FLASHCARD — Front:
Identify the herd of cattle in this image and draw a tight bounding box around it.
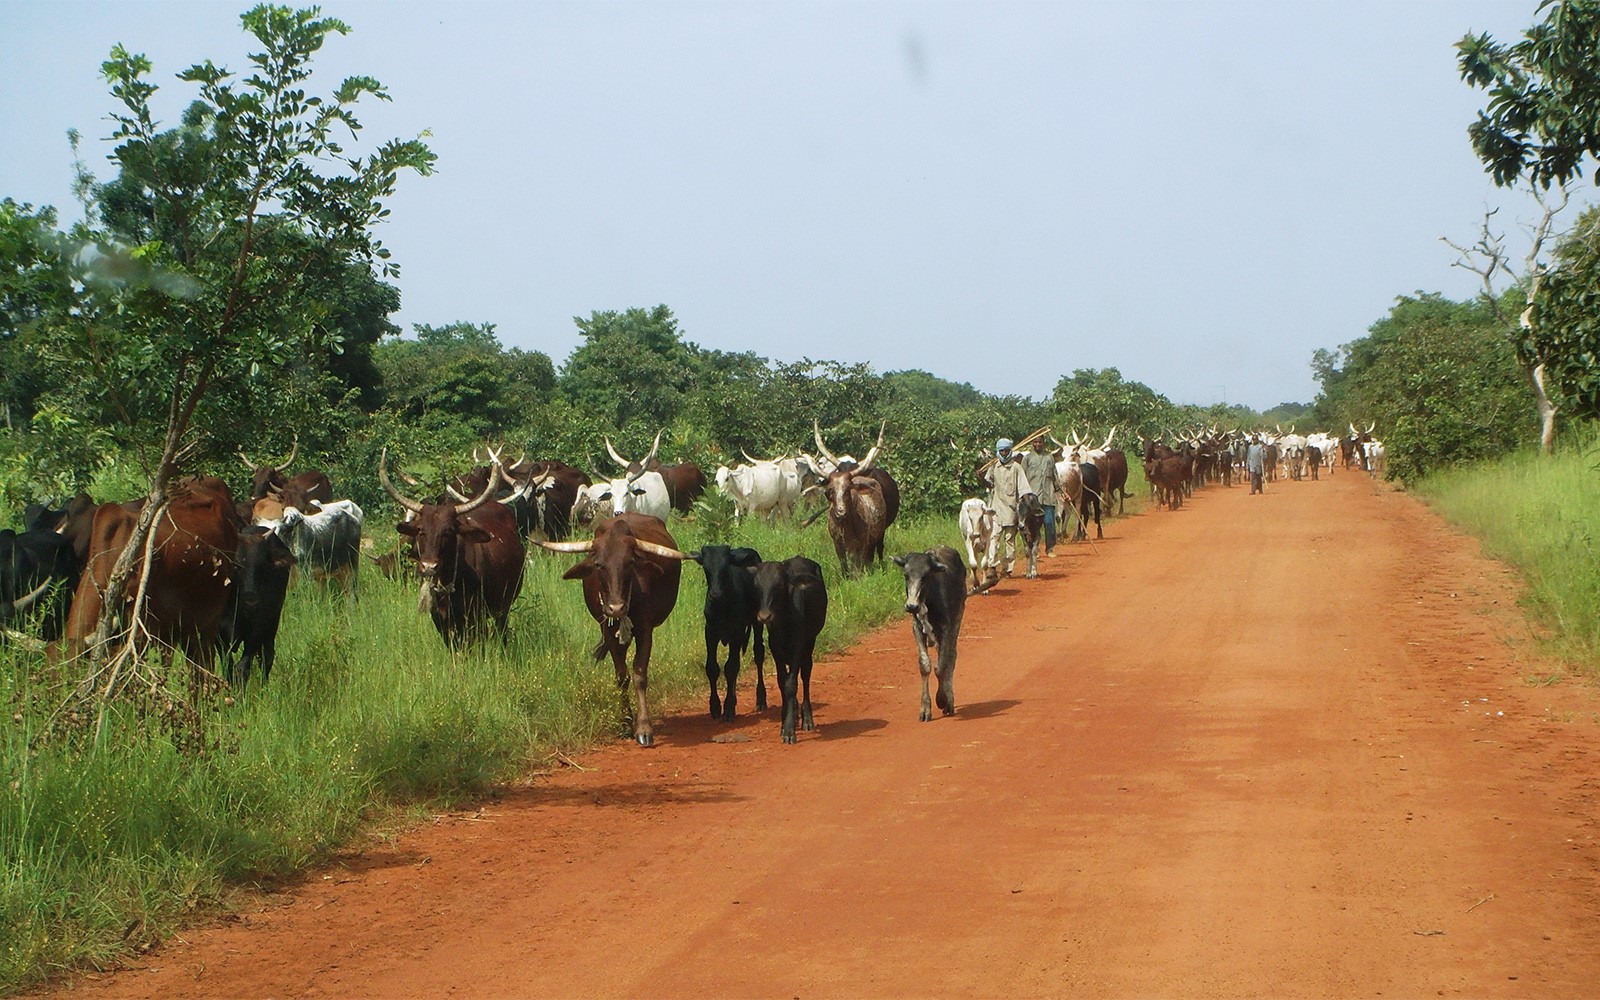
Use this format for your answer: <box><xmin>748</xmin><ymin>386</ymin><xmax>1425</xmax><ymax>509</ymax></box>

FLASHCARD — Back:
<box><xmin>0</xmin><ymin>420</ymin><xmax>1384</xmax><ymax>745</ymax></box>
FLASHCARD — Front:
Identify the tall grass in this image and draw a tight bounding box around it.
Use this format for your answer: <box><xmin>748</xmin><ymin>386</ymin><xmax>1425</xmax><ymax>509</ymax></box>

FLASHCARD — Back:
<box><xmin>0</xmin><ymin>507</ymin><xmax>966</xmax><ymax>993</ymax></box>
<box><xmin>1413</xmin><ymin>430</ymin><xmax>1600</xmax><ymax>674</ymax></box>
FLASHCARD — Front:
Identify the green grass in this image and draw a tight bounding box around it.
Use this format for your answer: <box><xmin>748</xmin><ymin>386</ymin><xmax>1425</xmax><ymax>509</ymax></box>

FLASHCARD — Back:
<box><xmin>1413</xmin><ymin>430</ymin><xmax>1600</xmax><ymax>677</ymax></box>
<box><xmin>0</xmin><ymin>506</ymin><xmax>973</xmax><ymax>993</ymax></box>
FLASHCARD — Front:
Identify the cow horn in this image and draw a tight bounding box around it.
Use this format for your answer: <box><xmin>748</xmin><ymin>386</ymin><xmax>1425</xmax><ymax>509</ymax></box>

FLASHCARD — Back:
<box><xmin>398</xmin><ymin>468</ymin><xmax>422</xmax><ymax>487</ymax></box>
<box><xmin>237</xmin><ymin>447</ymin><xmax>260</xmax><ymax>471</ymax></box>
<box><xmin>604</xmin><ymin>436</ymin><xmax>629</xmax><ymax>469</ymax></box>
<box><xmin>1100</xmin><ymin>426</ymin><xmax>1115</xmax><ymax>451</ymax></box>
<box><xmin>280</xmin><ymin>433</ymin><xmax>299</xmax><ymax>470</ymax></box>
<box><xmin>1367</xmin><ymin>421</ymin><xmax>1376</xmax><ymax>434</ymax></box>
<box><xmin>10</xmin><ymin>578</ymin><xmax>52</xmax><ymax>611</ymax></box>
<box><xmin>634</xmin><ymin>539</ymin><xmax>693</xmax><ymax>561</ymax></box>
<box><xmin>452</xmin><ymin>464</ymin><xmax>501</xmax><ymax>515</ymax></box>
<box><xmin>859</xmin><ymin>419</ymin><xmax>885</xmax><ymax>470</ymax></box>
<box><xmin>473</xmin><ymin>447</ymin><xmax>484</xmax><ymax>464</ymax></box>
<box><xmin>813</xmin><ymin>419</ymin><xmax>840</xmax><ymax>467</ymax></box>
<box><xmin>741</xmin><ymin>448</ymin><xmax>761</xmax><ymax>464</ymax></box>
<box><xmin>379</xmin><ymin>448</ymin><xmax>424</xmax><ymax>514</ymax></box>
<box><xmin>444</xmin><ymin>482</ymin><xmax>471</xmax><ymax>502</ymax></box>
<box><xmin>536</xmin><ymin>539</ymin><xmax>595</xmax><ymax>554</ymax></box>
<box><xmin>641</xmin><ymin>429</ymin><xmax>663</xmax><ymax>468</ymax></box>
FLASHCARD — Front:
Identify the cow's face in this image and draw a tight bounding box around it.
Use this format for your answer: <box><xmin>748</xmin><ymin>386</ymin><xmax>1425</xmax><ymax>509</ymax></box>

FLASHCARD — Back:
<box><xmin>893</xmin><ymin>551</ymin><xmax>948</xmax><ymax>616</ymax></box>
<box><xmin>396</xmin><ymin>505</ymin><xmax>491</xmax><ymax>583</ymax></box>
<box><xmin>235</xmin><ymin>526</ymin><xmax>294</xmax><ymax>607</ymax></box>
<box><xmin>693</xmin><ymin>545</ymin><xmax>758</xmax><ymax>603</ymax></box>
<box><xmin>750</xmin><ymin>561</ymin><xmax>789</xmax><ymax>626</ymax></box>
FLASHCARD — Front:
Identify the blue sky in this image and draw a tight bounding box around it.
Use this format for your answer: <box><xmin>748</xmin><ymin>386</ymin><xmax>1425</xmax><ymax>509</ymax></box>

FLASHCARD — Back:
<box><xmin>0</xmin><ymin>1</ymin><xmax>1571</xmax><ymax>410</ymax></box>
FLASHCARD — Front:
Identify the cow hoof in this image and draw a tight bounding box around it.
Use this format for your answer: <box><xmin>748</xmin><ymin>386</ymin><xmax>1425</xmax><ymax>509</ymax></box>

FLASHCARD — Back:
<box><xmin>636</xmin><ymin>732</ymin><xmax>654</xmax><ymax>747</ymax></box>
<box><xmin>782</xmin><ymin>731</ymin><xmax>796</xmax><ymax>745</ymax></box>
<box><xmin>1026</xmin><ymin>571</ymin><xmax>1037</xmax><ymax>579</ymax></box>
<box><xmin>919</xmin><ymin>709</ymin><xmax>933</xmax><ymax>722</ymax></box>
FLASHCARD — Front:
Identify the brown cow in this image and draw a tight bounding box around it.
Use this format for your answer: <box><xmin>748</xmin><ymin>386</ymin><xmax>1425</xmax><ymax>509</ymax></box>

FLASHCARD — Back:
<box><xmin>381</xmin><ymin>451</ymin><xmax>528</xmax><ymax>647</ymax></box>
<box><xmin>239</xmin><ymin>434</ymin><xmax>333</xmax><ymax>509</ymax></box>
<box><xmin>814</xmin><ymin>420</ymin><xmax>900</xmax><ymax>528</ymax></box>
<box><xmin>61</xmin><ymin>477</ymin><xmax>239</xmax><ymax>677</ymax></box>
<box><xmin>537</xmin><ymin>512</ymin><xmax>692</xmax><ymax>747</ymax></box>
<box><xmin>818</xmin><ymin>455</ymin><xmax>888</xmax><ymax>576</ymax></box>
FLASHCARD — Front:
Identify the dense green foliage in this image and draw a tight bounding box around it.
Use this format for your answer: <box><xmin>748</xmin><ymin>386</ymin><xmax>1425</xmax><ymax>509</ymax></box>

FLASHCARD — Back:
<box><xmin>1459</xmin><ymin>0</ymin><xmax>1600</xmax><ymax>189</ymax></box>
<box><xmin>1532</xmin><ymin>205</ymin><xmax>1600</xmax><ymax>420</ymax></box>
<box><xmin>1310</xmin><ymin>294</ymin><xmax>1534</xmax><ymax>483</ymax></box>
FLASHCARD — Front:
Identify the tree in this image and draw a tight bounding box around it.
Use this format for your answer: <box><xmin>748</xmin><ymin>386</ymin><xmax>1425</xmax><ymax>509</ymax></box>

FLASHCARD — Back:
<box><xmin>1048</xmin><ymin>368</ymin><xmax>1176</xmax><ymax>443</ymax></box>
<box><xmin>560</xmin><ymin>305</ymin><xmax>696</xmax><ymax>430</ymax></box>
<box><xmin>1458</xmin><ymin>1</ymin><xmax>1600</xmax><ymax>189</ymax></box>
<box><xmin>375</xmin><ymin>321</ymin><xmax>555</xmax><ymax>440</ymax></box>
<box><xmin>1530</xmin><ymin>204</ymin><xmax>1600</xmax><ymax>420</ymax></box>
<box><xmin>1455</xmin><ymin>2</ymin><xmax>1600</xmax><ymax>450</ymax></box>
<box><xmin>46</xmin><ymin>5</ymin><xmax>433</xmax><ymax>707</ymax></box>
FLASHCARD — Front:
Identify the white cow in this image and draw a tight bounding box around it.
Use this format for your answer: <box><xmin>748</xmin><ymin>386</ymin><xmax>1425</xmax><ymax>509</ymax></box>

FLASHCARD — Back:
<box><xmin>958</xmin><ymin>498</ymin><xmax>999</xmax><ymax>594</ymax></box>
<box><xmin>715</xmin><ymin>459</ymin><xmax>801</xmax><ymax>522</ymax></box>
<box><xmin>1363</xmin><ymin>440</ymin><xmax>1387</xmax><ymax>478</ymax></box>
<box><xmin>256</xmin><ymin>498</ymin><xmax>363</xmax><ymax>599</ymax></box>
<box><xmin>593</xmin><ymin>469</ymin><xmax>672</xmax><ymax>521</ymax></box>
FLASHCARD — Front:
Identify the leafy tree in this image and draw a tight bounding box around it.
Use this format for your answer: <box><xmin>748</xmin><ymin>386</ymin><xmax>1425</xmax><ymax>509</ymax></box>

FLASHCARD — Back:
<box><xmin>0</xmin><ymin>200</ymin><xmax>75</xmax><ymax>430</ymax></box>
<box><xmin>1530</xmin><ymin>204</ymin><xmax>1600</xmax><ymax>420</ymax></box>
<box><xmin>36</xmin><ymin>5</ymin><xmax>433</xmax><ymax>688</ymax></box>
<box><xmin>1455</xmin><ymin>3</ymin><xmax>1600</xmax><ymax>450</ymax></box>
<box><xmin>560</xmin><ymin>305</ymin><xmax>696</xmax><ymax>430</ymax></box>
<box><xmin>1049</xmin><ymin>368</ymin><xmax>1177</xmax><ymax>444</ymax></box>
<box><xmin>884</xmin><ymin>369</ymin><xmax>985</xmax><ymax>412</ymax></box>
<box><xmin>375</xmin><ymin>321</ymin><xmax>554</xmax><ymax>439</ymax></box>
<box><xmin>1458</xmin><ymin>0</ymin><xmax>1600</xmax><ymax>188</ymax></box>
<box><xmin>1312</xmin><ymin>294</ymin><xmax>1530</xmax><ymax>481</ymax></box>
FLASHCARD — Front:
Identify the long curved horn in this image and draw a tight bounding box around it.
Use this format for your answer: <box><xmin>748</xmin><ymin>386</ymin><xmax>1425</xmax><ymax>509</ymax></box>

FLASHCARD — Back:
<box><xmin>280</xmin><ymin>433</ymin><xmax>299</xmax><ymax>470</ymax></box>
<box><xmin>813</xmin><ymin>419</ymin><xmax>840</xmax><ymax>467</ymax></box>
<box><xmin>1366</xmin><ymin>421</ymin><xmax>1375</xmax><ymax>434</ymax></box>
<box><xmin>741</xmin><ymin>448</ymin><xmax>761</xmax><ymax>465</ymax></box>
<box><xmin>635</xmin><ymin>539</ymin><xmax>693</xmax><ymax>561</ymax></box>
<box><xmin>641</xmin><ymin>429</ymin><xmax>663</xmax><ymax>468</ymax></box>
<box><xmin>379</xmin><ymin>448</ymin><xmax>424</xmax><ymax>514</ymax></box>
<box><xmin>536</xmin><ymin>539</ymin><xmax>595</xmax><ymax>554</ymax></box>
<box><xmin>398</xmin><ymin>468</ymin><xmax>422</xmax><ymax>487</ymax></box>
<box><xmin>604</xmin><ymin>436</ymin><xmax>629</xmax><ymax>468</ymax></box>
<box><xmin>452</xmin><ymin>463</ymin><xmax>502</xmax><ymax>515</ymax></box>
<box><xmin>444</xmin><ymin>482</ymin><xmax>471</xmax><ymax>502</ymax></box>
<box><xmin>859</xmin><ymin>419</ymin><xmax>886</xmax><ymax>470</ymax></box>
<box><xmin>1100</xmin><ymin>426</ymin><xmax>1115</xmax><ymax>451</ymax></box>
<box><xmin>10</xmin><ymin>578</ymin><xmax>52</xmax><ymax>611</ymax></box>
<box><xmin>237</xmin><ymin>447</ymin><xmax>260</xmax><ymax>471</ymax></box>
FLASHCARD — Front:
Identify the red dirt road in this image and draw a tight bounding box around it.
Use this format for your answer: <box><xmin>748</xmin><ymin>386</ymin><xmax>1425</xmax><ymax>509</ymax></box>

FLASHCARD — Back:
<box><xmin>70</xmin><ymin>473</ymin><xmax>1600</xmax><ymax>998</ymax></box>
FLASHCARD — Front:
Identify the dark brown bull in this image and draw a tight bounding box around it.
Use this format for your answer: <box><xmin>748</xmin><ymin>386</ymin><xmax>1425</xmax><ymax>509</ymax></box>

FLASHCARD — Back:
<box><xmin>1099</xmin><ymin>448</ymin><xmax>1129</xmax><ymax>515</ymax></box>
<box><xmin>23</xmin><ymin>492</ymin><xmax>97</xmax><ymax>571</ymax></box>
<box><xmin>61</xmin><ymin>477</ymin><xmax>240</xmax><ymax>673</ymax></box>
<box><xmin>239</xmin><ymin>434</ymin><xmax>333</xmax><ymax>509</ymax></box>
<box><xmin>813</xmin><ymin>425</ymin><xmax>889</xmax><ymax>576</ymax></box>
<box><xmin>537</xmin><ymin>512</ymin><xmax>692</xmax><ymax>747</ymax></box>
<box><xmin>381</xmin><ymin>451</ymin><xmax>527</xmax><ymax>647</ymax></box>
<box><xmin>449</xmin><ymin>452</ymin><xmax>590</xmax><ymax>542</ymax></box>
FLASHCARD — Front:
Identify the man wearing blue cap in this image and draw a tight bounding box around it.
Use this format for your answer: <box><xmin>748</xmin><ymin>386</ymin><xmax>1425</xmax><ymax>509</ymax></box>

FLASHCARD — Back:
<box><xmin>982</xmin><ymin>437</ymin><xmax>1035</xmax><ymax>578</ymax></box>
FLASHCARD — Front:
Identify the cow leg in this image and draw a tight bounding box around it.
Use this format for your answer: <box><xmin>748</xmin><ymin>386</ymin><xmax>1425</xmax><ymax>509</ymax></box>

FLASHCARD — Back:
<box><xmin>752</xmin><ymin>624</ymin><xmax>768</xmax><ymax>712</ymax></box>
<box><xmin>774</xmin><ymin>653</ymin><xmax>798</xmax><ymax>743</ymax></box>
<box><xmin>720</xmin><ymin>636</ymin><xmax>741</xmax><ymax>722</ymax></box>
<box><xmin>628</xmin><ymin>631</ymin><xmax>654</xmax><ymax>747</ymax></box>
<box><xmin>935</xmin><ymin>620</ymin><xmax>961</xmax><ymax>716</ymax></box>
<box><xmin>703</xmin><ymin>626</ymin><xmax>723</xmax><ymax>718</ymax></box>
<box><xmin>798</xmin><ymin>642</ymin><xmax>816</xmax><ymax>733</ymax></box>
<box><xmin>914</xmin><ymin>623</ymin><xmax>935</xmax><ymax>722</ymax></box>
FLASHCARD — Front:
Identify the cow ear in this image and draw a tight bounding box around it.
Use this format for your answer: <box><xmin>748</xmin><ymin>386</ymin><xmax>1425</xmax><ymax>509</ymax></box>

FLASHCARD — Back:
<box><xmin>396</xmin><ymin>521</ymin><xmax>420</xmax><ymax>537</ymax></box>
<box><xmin>732</xmin><ymin>549</ymin><xmax>760</xmax><ymax>567</ymax></box>
<box><xmin>891</xmin><ymin>555</ymin><xmax>906</xmax><ymax>567</ymax></box>
<box><xmin>460</xmin><ymin>525</ymin><xmax>493</xmax><ymax>543</ymax></box>
<box><xmin>273</xmin><ymin>549</ymin><xmax>297</xmax><ymax>569</ymax></box>
<box><xmin>635</xmin><ymin>560</ymin><xmax>665</xmax><ymax>581</ymax></box>
<box><xmin>562</xmin><ymin>560</ymin><xmax>595</xmax><ymax>580</ymax></box>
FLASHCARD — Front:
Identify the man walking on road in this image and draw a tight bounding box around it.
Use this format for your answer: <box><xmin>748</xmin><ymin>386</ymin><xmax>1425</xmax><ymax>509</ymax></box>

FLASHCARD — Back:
<box><xmin>1021</xmin><ymin>438</ymin><xmax>1059</xmax><ymax>557</ymax></box>
<box><xmin>984</xmin><ymin>438</ymin><xmax>1035</xmax><ymax>577</ymax></box>
<box><xmin>1247</xmin><ymin>436</ymin><xmax>1266</xmax><ymax>495</ymax></box>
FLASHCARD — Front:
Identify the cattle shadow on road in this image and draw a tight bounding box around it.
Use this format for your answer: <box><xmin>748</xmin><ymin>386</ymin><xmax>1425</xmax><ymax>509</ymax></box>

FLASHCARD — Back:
<box><xmin>816</xmin><ymin>716</ymin><xmax>889</xmax><ymax>741</ymax></box>
<box><xmin>527</xmin><ymin>778</ymin><xmax>746</xmax><ymax>809</ymax></box>
<box><xmin>951</xmin><ymin>698</ymin><xmax>1020</xmax><ymax>721</ymax></box>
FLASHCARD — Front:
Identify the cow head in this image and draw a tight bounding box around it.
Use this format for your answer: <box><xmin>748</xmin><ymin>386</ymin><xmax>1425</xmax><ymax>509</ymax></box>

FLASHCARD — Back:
<box><xmin>689</xmin><ymin>545</ymin><xmax>761</xmax><ymax>603</ymax></box>
<box><xmin>234</xmin><ymin>526</ymin><xmax>295</xmax><ymax>609</ymax></box>
<box><xmin>604</xmin><ymin>430</ymin><xmax>664</xmax><ymax>478</ymax></box>
<box><xmin>537</xmin><ymin>519</ymin><xmax>691</xmax><ymax>622</ymax></box>
<box><xmin>381</xmin><ymin>448</ymin><xmax>503</xmax><ymax>603</ymax></box>
<box><xmin>892</xmin><ymin>549</ymin><xmax>957</xmax><ymax>619</ymax></box>
<box><xmin>239</xmin><ymin>434</ymin><xmax>299</xmax><ymax>500</ymax></box>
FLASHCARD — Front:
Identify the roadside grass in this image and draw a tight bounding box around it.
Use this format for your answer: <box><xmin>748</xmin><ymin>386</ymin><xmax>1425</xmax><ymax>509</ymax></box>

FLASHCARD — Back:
<box><xmin>1413</xmin><ymin>432</ymin><xmax>1600</xmax><ymax>679</ymax></box>
<box><xmin>0</xmin><ymin>505</ymin><xmax>967</xmax><ymax>993</ymax></box>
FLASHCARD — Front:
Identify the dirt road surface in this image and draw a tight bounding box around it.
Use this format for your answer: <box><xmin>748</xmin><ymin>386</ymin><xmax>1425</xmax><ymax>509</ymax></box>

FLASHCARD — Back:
<box><xmin>68</xmin><ymin>472</ymin><xmax>1600</xmax><ymax>998</ymax></box>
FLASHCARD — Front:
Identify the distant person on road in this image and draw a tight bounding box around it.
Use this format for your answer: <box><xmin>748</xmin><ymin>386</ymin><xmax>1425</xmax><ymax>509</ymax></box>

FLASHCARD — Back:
<box><xmin>1021</xmin><ymin>438</ymin><xmax>1059</xmax><ymax>557</ymax></box>
<box><xmin>983</xmin><ymin>437</ymin><xmax>1035</xmax><ymax>577</ymax></box>
<box><xmin>1247</xmin><ymin>436</ymin><xmax>1266</xmax><ymax>495</ymax></box>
